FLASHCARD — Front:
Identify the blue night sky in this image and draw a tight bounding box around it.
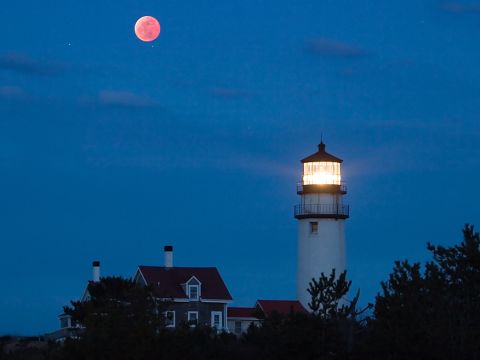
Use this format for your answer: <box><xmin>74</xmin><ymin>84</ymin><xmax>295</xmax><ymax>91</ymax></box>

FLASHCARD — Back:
<box><xmin>1</xmin><ymin>0</ymin><xmax>479</xmax><ymax>334</ymax></box>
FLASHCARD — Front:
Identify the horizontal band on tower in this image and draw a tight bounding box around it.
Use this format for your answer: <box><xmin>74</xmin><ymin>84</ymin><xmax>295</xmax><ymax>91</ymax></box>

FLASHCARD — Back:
<box><xmin>296</xmin><ymin>183</ymin><xmax>347</xmax><ymax>195</ymax></box>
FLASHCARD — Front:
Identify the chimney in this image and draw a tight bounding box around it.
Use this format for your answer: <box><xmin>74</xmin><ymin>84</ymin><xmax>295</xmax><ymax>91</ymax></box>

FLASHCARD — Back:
<box><xmin>92</xmin><ymin>260</ymin><xmax>100</xmax><ymax>282</ymax></box>
<box><xmin>164</xmin><ymin>246</ymin><xmax>173</xmax><ymax>268</ymax></box>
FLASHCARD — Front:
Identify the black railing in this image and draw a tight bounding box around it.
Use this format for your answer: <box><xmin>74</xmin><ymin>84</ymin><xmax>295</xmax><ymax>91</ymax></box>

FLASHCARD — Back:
<box><xmin>294</xmin><ymin>204</ymin><xmax>349</xmax><ymax>219</ymax></box>
<box><xmin>296</xmin><ymin>181</ymin><xmax>347</xmax><ymax>193</ymax></box>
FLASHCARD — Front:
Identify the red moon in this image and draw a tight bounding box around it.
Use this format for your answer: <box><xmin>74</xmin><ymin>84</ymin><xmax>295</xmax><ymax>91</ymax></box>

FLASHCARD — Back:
<box><xmin>134</xmin><ymin>16</ymin><xmax>160</xmax><ymax>42</ymax></box>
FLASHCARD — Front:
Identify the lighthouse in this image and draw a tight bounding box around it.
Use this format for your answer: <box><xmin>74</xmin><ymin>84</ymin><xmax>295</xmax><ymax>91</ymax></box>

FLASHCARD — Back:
<box><xmin>294</xmin><ymin>142</ymin><xmax>349</xmax><ymax>310</ymax></box>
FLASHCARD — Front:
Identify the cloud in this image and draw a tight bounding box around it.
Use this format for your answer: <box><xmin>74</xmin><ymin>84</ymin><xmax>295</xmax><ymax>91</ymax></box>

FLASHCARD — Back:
<box><xmin>83</xmin><ymin>90</ymin><xmax>157</xmax><ymax>108</ymax></box>
<box><xmin>306</xmin><ymin>38</ymin><xmax>367</xmax><ymax>57</ymax></box>
<box><xmin>440</xmin><ymin>2</ymin><xmax>480</xmax><ymax>13</ymax></box>
<box><xmin>0</xmin><ymin>53</ymin><xmax>63</xmax><ymax>76</ymax></box>
<box><xmin>208</xmin><ymin>87</ymin><xmax>253</xmax><ymax>99</ymax></box>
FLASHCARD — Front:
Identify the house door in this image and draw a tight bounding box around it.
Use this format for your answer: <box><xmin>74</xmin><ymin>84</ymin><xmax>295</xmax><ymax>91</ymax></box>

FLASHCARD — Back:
<box><xmin>211</xmin><ymin>311</ymin><xmax>223</xmax><ymax>330</ymax></box>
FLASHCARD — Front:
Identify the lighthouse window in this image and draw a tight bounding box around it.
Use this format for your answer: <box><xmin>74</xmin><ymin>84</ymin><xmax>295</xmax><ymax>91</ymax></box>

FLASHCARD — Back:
<box><xmin>310</xmin><ymin>222</ymin><xmax>318</xmax><ymax>234</ymax></box>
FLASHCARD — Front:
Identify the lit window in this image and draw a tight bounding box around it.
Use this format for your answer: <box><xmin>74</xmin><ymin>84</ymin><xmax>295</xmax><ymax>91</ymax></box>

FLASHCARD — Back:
<box><xmin>310</xmin><ymin>222</ymin><xmax>318</xmax><ymax>234</ymax></box>
<box><xmin>303</xmin><ymin>161</ymin><xmax>341</xmax><ymax>185</ymax></box>
<box><xmin>189</xmin><ymin>285</ymin><xmax>199</xmax><ymax>300</ymax></box>
<box><xmin>164</xmin><ymin>311</ymin><xmax>175</xmax><ymax>327</ymax></box>
<box><xmin>234</xmin><ymin>321</ymin><xmax>242</xmax><ymax>334</ymax></box>
<box><xmin>188</xmin><ymin>311</ymin><xmax>198</xmax><ymax>326</ymax></box>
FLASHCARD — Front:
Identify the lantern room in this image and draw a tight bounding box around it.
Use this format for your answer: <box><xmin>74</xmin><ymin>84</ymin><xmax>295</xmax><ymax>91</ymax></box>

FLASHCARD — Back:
<box><xmin>297</xmin><ymin>142</ymin><xmax>346</xmax><ymax>194</ymax></box>
<box><xmin>295</xmin><ymin>141</ymin><xmax>349</xmax><ymax>218</ymax></box>
<box><xmin>301</xmin><ymin>142</ymin><xmax>342</xmax><ymax>185</ymax></box>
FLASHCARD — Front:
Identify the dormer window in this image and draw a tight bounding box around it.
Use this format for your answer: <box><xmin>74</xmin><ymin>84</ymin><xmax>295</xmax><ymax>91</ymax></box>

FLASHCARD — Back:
<box><xmin>185</xmin><ymin>276</ymin><xmax>202</xmax><ymax>301</ymax></box>
<box><xmin>188</xmin><ymin>284</ymin><xmax>199</xmax><ymax>300</ymax></box>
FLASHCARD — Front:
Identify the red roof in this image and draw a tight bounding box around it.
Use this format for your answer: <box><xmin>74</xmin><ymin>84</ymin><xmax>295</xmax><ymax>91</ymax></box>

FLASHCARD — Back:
<box><xmin>138</xmin><ymin>266</ymin><xmax>232</xmax><ymax>301</ymax></box>
<box><xmin>228</xmin><ymin>307</ymin><xmax>257</xmax><ymax>319</ymax></box>
<box><xmin>256</xmin><ymin>300</ymin><xmax>308</xmax><ymax>315</ymax></box>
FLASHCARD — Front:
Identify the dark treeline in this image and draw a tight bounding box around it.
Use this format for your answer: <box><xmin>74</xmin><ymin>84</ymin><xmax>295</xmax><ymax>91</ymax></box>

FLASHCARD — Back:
<box><xmin>2</xmin><ymin>224</ymin><xmax>480</xmax><ymax>360</ymax></box>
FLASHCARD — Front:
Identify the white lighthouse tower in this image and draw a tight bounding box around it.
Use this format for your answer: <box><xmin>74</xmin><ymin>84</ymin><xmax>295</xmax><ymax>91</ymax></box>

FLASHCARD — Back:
<box><xmin>295</xmin><ymin>142</ymin><xmax>349</xmax><ymax>310</ymax></box>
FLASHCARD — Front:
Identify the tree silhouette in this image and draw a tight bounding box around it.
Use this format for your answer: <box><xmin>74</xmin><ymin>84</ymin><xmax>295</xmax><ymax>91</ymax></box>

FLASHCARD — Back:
<box><xmin>369</xmin><ymin>224</ymin><xmax>480</xmax><ymax>359</ymax></box>
<box><xmin>57</xmin><ymin>276</ymin><xmax>169</xmax><ymax>359</ymax></box>
<box><xmin>307</xmin><ymin>269</ymin><xmax>367</xmax><ymax>320</ymax></box>
<box><xmin>21</xmin><ymin>224</ymin><xmax>479</xmax><ymax>360</ymax></box>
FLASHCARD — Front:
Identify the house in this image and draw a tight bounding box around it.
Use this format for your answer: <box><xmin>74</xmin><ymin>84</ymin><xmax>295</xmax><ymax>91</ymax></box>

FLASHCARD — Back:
<box><xmin>48</xmin><ymin>248</ymin><xmax>232</xmax><ymax>339</ymax></box>
<box><xmin>48</xmin><ymin>247</ymin><xmax>306</xmax><ymax>339</ymax></box>
<box><xmin>133</xmin><ymin>246</ymin><xmax>232</xmax><ymax>330</ymax></box>
<box><xmin>45</xmin><ymin>261</ymin><xmax>102</xmax><ymax>341</ymax></box>
<box><xmin>227</xmin><ymin>299</ymin><xmax>307</xmax><ymax>336</ymax></box>
<box><xmin>227</xmin><ymin>307</ymin><xmax>259</xmax><ymax>335</ymax></box>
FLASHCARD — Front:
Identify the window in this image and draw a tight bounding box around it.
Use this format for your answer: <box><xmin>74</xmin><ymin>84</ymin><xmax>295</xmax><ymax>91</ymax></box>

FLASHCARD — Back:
<box><xmin>211</xmin><ymin>311</ymin><xmax>222</xmax><ymax>330</ymax></box>
<box><xmin>188</xmin><ymin>285</ymin><xmax>199</xmax><ymax>300</ymax></box>
<box><xmin>310</xmin><ymin>221</ymin><xmax>318</xmax><ymax>234</ymax></box>
<box><xmin>234</xmin><ymin>321</ymin><xmax>242</xmax><ymax>335</ymax></box>
<box><xmin>164</xmin><ymin>311</ymin><xmax>175</xmax><ymax>327</ymax></box>
<box><xmin>188</xmin><ymin>311</ymin><xmax>198</xmax><ymax>327</ymax></box>
<box><xmin>185</xmin><ymin>276</ymin><xmax>201</xmax><ymax>301</ymax></box>
<box><xmin>60</xmin><ymin>316</ymin><xmax>71</xmax><ymax>329</ymax></box>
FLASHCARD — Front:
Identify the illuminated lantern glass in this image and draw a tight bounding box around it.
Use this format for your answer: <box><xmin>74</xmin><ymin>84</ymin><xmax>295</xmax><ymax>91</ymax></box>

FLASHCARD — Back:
<box><xmin>303</xmin><ymin>161</ymin><xmax>341</xmax><ymax>185</ymax></box>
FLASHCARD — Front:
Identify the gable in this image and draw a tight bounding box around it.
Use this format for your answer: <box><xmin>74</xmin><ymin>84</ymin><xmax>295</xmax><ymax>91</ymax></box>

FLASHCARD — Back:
<box><xmin>133</xmin><ymin>268</ymin><xmax>147</xmax><ymax>286</ymax></box>
<box><xmin>186</xmin><ymin>276</ymin><xmax>201</xmax><ymax>286</ymax></box>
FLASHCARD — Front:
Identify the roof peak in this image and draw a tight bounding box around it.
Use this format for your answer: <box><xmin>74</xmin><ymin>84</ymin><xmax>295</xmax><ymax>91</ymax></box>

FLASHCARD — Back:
<box><xmin>301</xmin><ymin>142</ymin><xmax>343</xmax><ymax>163</ymax></box>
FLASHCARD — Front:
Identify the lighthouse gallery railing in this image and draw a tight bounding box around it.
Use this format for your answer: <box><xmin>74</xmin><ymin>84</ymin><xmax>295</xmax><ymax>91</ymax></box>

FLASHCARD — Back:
<box><xmin>294</xmin><ymin>204</ymin><xmax>350</xmax><ymax>218</ymax></box>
